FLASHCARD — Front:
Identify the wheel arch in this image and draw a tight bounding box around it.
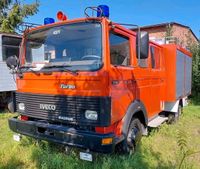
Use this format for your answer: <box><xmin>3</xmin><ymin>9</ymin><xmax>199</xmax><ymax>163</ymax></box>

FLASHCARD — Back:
<box><xmin>122</xmin><ymin>100</ymin><xmax>148</xmax><ymax>137</ymax></box>
<box><xmin>179</xmin><ymin>99</ymin><xmax>183</xmax><ymax>107</ymax></box>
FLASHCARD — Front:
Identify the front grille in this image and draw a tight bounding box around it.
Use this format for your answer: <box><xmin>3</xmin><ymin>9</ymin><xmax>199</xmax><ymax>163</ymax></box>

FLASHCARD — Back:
<box><xmin>15</xmin><ymin>92</ymin><xmax>111</xmax><ymax>126</ymax></box>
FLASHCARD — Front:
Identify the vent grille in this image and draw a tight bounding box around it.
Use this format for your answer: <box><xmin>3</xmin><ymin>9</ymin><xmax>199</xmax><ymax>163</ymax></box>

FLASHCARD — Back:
<box><xmin>15</xmin><ymin>92</ymin><xmax>111</xmax><ymax>126</ymax></box>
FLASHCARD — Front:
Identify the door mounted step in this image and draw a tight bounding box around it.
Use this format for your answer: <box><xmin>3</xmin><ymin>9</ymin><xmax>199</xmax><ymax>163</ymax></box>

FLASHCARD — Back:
<box><xmin>148</xmin><ymin>116</ymin><xmax>168</xmax><ymax>127</ymax></box>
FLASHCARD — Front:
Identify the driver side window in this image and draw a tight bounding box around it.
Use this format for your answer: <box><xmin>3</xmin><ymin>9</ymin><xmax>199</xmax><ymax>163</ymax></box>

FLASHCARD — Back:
<box><xmin>109</xmin><ymin>32</ymin><xmax>130</xmax><ymax>66</ymax></box>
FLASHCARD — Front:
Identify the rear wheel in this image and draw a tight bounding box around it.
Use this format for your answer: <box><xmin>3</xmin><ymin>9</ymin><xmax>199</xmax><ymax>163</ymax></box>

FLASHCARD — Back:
<box><xmin>168</xmin><ymin>105</ymin><xmax>182</xmax><ymax>124</ymax></box>
<box><xmin>117</xmin><ymin>118</ymin><xmax>142</xmax><ymax>154</ymax></box>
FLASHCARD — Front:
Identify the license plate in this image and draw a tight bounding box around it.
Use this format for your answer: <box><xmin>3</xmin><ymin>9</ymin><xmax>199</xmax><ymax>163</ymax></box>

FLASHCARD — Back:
<box><xmin>79</xmin><ymin>152</ymin><xmax>93</xmax><ymax>162</ymax></box>
<box><xmin>13</xmin><ymin>134</ymin><xmax>21</xmax><ymax>142</ymax></box>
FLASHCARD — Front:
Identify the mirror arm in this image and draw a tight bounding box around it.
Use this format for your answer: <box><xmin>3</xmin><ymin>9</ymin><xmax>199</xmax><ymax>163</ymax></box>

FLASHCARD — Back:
<box><xmin>138</xmin><ymin>27</ymin><xmax>141</xmax><ymax>66</ymax></box>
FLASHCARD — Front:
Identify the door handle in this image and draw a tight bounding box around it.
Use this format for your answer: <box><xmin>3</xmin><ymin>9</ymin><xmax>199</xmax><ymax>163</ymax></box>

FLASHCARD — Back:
<box><xmin>112</xmin><ymin>80</ymin><xmax>119</xmax><ymax>85</ymax></box>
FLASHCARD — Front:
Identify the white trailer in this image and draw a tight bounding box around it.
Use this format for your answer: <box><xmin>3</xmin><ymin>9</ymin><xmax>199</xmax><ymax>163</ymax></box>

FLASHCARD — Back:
<box><xmin>0</xmin><ymin>33</ymin><xmax>21</xmax><ymax>111</ymax></box>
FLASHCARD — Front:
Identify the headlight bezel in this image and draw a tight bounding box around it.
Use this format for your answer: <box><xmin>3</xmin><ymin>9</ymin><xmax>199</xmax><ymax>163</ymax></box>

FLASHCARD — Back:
<box><xmin>18</xmin><ymin>103</ymin><xmax>25</xmax><ymax>111</ymax></box>
<box><xmin>85</xmin><ymin>110</ymin><xmax>98</xmax><ymax>120</ymax></box>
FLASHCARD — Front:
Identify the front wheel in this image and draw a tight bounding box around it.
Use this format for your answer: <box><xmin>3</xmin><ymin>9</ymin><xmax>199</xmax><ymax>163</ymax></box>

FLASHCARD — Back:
<box><xmin>117</xmin><ymin>118</ymin><xmax>142</xmax><ymax>154</ymax></box>
<box><xmin>7</xmin><ymin>97</ymin><xmax>15</xmax><ymax>113</ymax></box>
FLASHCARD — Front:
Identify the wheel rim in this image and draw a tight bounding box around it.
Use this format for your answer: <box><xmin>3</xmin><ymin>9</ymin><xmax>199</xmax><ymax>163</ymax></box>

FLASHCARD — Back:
<box><xmin>175</xmin><ymin>106</ymin><xmax>182</xmax><ymax>120</ymax></box>
<box><xmin>127</xmin><ymin>125</ymin><xmax>139</xmax><ymax>150</ymax></box>
<box><xmin>178</xmin><ymin>106</ymin><xmax>182</xmax><ymax>116</ymax></box>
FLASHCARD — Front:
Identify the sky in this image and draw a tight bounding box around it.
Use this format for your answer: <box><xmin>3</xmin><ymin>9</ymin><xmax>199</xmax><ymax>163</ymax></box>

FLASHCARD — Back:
<box><xmin>26</xmin><ymin>0</ymin><xmax>200</xmax><ymax>38</ymax></box>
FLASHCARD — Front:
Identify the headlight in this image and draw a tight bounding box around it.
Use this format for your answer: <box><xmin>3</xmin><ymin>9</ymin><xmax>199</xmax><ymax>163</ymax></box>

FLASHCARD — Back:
<box><xmin>18</xmin><ymin>103</ymin><xmax>25</xmax><ymax>111</ymax></box>
<box><xmin>85</xmin><ymin>110</ymin><xmax>98</xmax><ymax>120</ymax></box>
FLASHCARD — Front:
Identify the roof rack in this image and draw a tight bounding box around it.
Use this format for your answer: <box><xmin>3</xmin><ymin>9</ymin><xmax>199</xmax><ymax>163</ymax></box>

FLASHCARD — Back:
<box><xmin>16</xmin><ymin>22</ymin><xmax>41</xmax><ymax>33</ymax></box>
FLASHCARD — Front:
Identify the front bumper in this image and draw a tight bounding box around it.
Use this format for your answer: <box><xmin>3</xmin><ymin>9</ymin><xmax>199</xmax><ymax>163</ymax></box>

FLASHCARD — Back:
<box><xmin>8</xmin><ymin>117</ymin><xmax>116</xmax><ymax>153</ymax></box>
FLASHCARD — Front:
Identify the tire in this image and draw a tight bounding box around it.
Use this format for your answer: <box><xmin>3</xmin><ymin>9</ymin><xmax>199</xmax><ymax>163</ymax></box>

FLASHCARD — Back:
<box><xmin>117</xmin><ymin>118</ymin><xmax>142</xmax><ymax>154</ymax></box>
<box><xmin>7</xmin><ymin>97</ymin><xmax>15</xmax><ymax>113</ymax></box>
<box><xmin>168</xmin><ymin>105</ymin><xmax>182</xmax><ymax>124</ymax></box>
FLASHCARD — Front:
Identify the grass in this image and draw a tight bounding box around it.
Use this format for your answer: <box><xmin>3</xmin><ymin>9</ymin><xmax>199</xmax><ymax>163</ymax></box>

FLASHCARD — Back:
<box><xmin>0</xmin><ymin>102</ymin><xmax>200</xmax><ymax>169</ymax></box>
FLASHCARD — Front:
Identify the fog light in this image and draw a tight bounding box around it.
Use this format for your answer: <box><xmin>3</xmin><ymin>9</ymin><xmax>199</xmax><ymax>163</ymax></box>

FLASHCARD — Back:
<box><xmin>18</xmin><ymin>103</ymin><xmax>25</xmax><ymax>111</ymax></box>
<box><xmin>102</xmin><ymin>138</ymin><xmax>113</xmax><ymax>145</ymax></box>
<box><xmin>85</xmin><ymin>110</ymin><xmax>98</xmax><ymax>120</ymax></box>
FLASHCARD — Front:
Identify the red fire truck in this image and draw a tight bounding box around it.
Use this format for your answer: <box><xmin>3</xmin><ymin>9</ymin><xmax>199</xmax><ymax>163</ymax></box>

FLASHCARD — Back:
<box><xmin>6</xmin><ymin>6</ymin><xmax>192</xmax><ymax>161</ymax></box>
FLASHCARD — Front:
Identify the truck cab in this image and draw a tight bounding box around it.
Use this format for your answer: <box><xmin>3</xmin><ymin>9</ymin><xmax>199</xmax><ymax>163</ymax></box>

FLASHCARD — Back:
<box><xmin>0</xmin><ymin>33</ymin><xmax>21</xmax><ymax>110</ymax></box>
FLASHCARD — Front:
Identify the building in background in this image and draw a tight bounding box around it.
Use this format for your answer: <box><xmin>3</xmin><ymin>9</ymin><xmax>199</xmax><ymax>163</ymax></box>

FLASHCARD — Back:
<box><xmin>132</xmin><ymin>22</ymin><xmax>198</xmax><ymax>49</ymax></box>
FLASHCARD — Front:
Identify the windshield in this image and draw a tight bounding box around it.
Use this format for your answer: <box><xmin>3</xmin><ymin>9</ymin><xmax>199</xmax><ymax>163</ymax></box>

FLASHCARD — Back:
<box><xmin>25</xmin><ymin>22</ymin><xmax>102</xmax><ymax>71</ymax></box>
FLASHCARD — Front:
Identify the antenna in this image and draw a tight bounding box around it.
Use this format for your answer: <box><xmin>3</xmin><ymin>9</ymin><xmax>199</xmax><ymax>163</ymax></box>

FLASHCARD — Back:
<box><xmin>84</xmin><ymin>7</ymin><xmax>103</xmax><ymax>18</ymax></box>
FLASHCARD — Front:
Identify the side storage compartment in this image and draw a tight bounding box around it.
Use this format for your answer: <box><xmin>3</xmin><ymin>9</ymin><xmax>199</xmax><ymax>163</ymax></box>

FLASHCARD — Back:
<box><xmin>176</xmin><ymin>48</ymin><xmax>192</xmax><ymax>99</ymax></box>
<box><xmin>176</xmin><ymin>50</ymin><xmax>185</xmax><ymax>99</ymax></box>
<box><xmin>184</xmin><ymin>53</ymin><xmax>192</xmax><ymax>96</ymax></box>
<box><xmin>162</xmin><ymin>44</ymin><xmax>192</xmax><ymax>102</ymax></box>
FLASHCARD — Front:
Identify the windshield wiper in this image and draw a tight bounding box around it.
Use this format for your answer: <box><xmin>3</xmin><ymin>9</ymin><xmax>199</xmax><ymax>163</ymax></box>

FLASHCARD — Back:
<box><xmin>42</xmin><ymin>65</ymin><xmax>78</xmax><ymax>75</ymax></box>
<box><xmin>17</xmin><ymin>65</ymin><xmax>39</xmax><ymax>77</ymax></box>
<box><xmin>60</xmin><ymin>68</ymin><xmax>78</xmax><ymax>75</ymax></box>
<box><xmin>19</xmin><ymin>65</ymin><xmax>39</xmax><ymax>73</ymax></box>
<box><xmin>20</xmin><ymin>65</ymin><xmax>36</xmax><ymax>69</ymax></box>
<box><xmin>43</xmin><ymin>64</ymin><xmax>71</xmax><ymax>68</ymax></box>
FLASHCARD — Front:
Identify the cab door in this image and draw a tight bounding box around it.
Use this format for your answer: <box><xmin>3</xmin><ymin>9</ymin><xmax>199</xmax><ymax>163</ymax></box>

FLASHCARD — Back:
<box><xmin>108</xmin><ymin>28</ymin><xmax>135</xmax><ymax>123</ymax></box>
<box><xmin>149</xmin><ymin>45</ymin><xmax>163</xmax><ymax>116</ymax></box>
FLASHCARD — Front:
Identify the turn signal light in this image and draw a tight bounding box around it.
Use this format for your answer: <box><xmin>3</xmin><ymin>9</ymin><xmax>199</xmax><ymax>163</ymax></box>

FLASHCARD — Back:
<box><xmin>57</xmin><ymin>11</ymin><xmax>67</xmax><ymax>21</ymax></box>
<box><xmin>101</xmin><ymin>138</ymin><xmax>113</xmax><ymax>145</ymax></box>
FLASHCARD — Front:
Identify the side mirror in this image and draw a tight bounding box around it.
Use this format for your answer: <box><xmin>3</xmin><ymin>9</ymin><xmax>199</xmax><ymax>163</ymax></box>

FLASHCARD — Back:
<box><xmin>6</xmin><ymin>55</ymin><xmax>19</xmax><ymax>70</ymax></box>
<box><xmin>136</xmin><ymin>31</ymin><xmax>149</xmax><ymax>59</ymax></box>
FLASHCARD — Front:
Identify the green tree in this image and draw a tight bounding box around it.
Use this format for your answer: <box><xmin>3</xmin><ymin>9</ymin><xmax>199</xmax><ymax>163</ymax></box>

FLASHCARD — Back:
<box><xmin>0</xmin><ymin>0</ymin><xmax>39</xmax><ymax>33</ymax></box>
<box><xmin>190</xmin><ymin>44</ymin><xmax>200</xmax><ymax>97</ymax></box>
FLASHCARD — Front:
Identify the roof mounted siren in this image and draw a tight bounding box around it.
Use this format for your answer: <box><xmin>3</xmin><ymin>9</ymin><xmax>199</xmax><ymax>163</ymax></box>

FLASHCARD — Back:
<box><xmin>84</xmin><ymin>5</ymin><xmax>109</xmax><ymax>18</ymax></box>
<box><xmin>57</xmin><ymin>11</ymin><xmax>67</xmax><ymax>21</ymax></box>
<box><xmin>44</xmin><ymin>18</ymin><xmax>55</xmax><ymax>25</ymax></box>
<box><xmin>97</xmin><ymin>5</ymin><xmax>109</xmax><ymax>18</ymax></box>
<box><xmin>43</xmin><ymin>11</ymin><xmax>67</xmax><ymax>26</ymax></box>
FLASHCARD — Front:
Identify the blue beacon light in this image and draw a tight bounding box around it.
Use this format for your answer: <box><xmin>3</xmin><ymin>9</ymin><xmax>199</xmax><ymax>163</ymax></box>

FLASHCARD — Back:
<box><xmin>44</xmin><ymin>18</ymin><xmax>55</xmax><ymax>25</ymax></box>
<box><xmin>97</xmin><ymin>5</ymin><xmax>109</xmax><ymax>18</ymax></box>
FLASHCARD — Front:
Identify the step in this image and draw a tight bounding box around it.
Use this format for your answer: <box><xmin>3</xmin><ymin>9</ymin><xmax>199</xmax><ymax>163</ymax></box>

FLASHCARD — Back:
<box><xmin>148</xmin><ymin>116</ymin><xmax>168</xmax><ymax>128</ymax></box>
